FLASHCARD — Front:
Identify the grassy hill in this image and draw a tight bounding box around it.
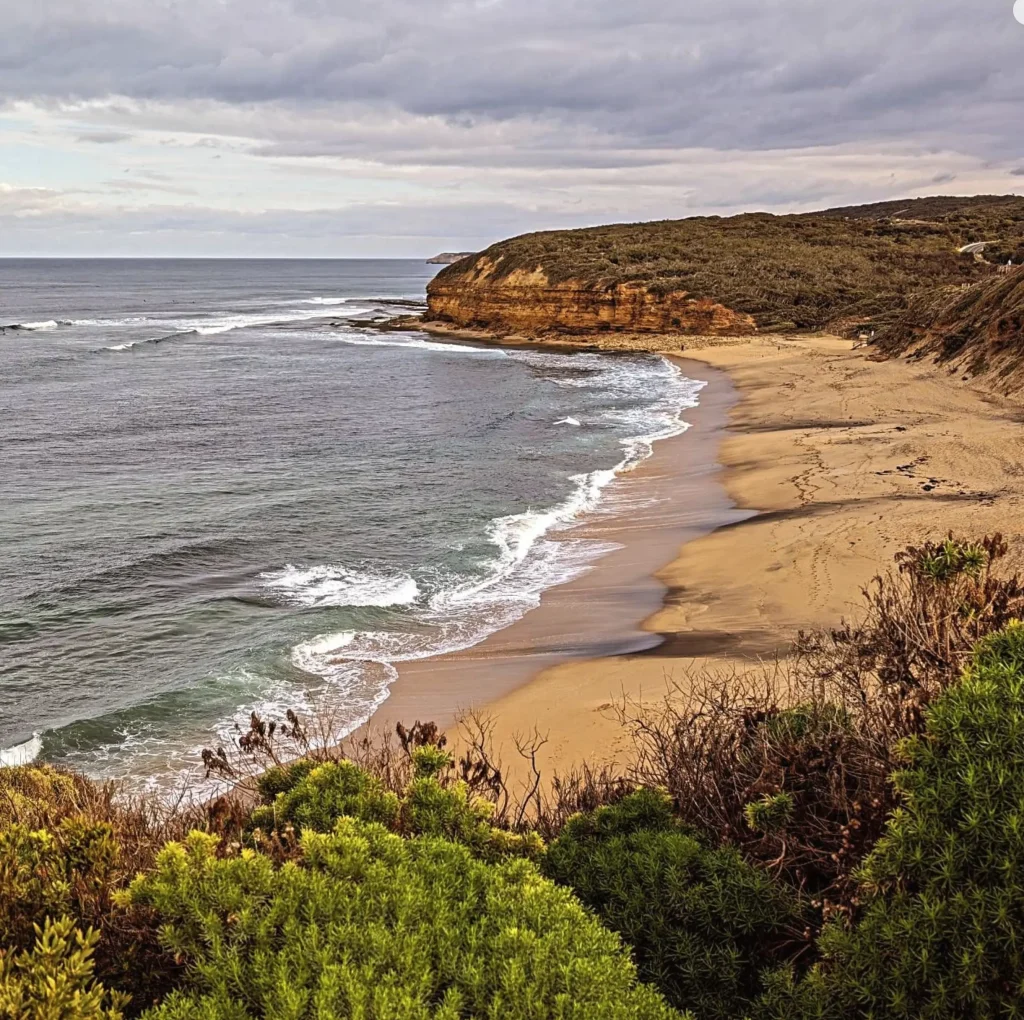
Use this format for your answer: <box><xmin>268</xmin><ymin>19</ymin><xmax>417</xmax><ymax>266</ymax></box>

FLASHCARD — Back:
<box><xmin>432</xmin><ymin>195</ymin><xmax>1024</xmax><ymax>332</ymax></box>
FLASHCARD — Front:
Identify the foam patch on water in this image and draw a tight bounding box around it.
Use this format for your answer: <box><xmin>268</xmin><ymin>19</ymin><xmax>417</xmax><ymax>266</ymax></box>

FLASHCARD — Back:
<box><xmin>328</xmin><ymin>333</ymin><xmax>504</xmax><ymax>356</ymax></box>
<box><xmin>259</xmin><ymin>564</ymin><xmax>421</xmax><ymax>608</ymax></box>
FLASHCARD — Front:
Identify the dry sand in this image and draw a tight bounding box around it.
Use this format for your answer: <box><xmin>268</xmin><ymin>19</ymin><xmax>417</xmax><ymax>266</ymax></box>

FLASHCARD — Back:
<box><xmin>369</xmin><ymin>327</ymin><xmax>1024</xmax><ymax>785</ymax></box>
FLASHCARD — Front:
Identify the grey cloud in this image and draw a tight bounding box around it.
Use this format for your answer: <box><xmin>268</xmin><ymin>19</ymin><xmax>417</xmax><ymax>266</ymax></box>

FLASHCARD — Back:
<box><xmin>2</xmin><ymin>0</ymin><xmax>1022</xmax><ymax>163</ymax></box>
<box><xmin>76</xmin><ymin>130</ymin><xmax>133</xmax><ymax>143</ymax></box>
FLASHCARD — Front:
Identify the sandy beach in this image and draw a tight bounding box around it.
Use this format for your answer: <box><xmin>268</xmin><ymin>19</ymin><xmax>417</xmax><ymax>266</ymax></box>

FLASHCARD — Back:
<box><xmin>362</xmin><ymin>328</ymin><xmax>1024</xmax><ymax>784</ymax></box>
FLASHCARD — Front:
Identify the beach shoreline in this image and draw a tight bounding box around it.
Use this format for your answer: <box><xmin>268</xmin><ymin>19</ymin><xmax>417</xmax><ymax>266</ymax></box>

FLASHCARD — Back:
<box><xmin>364</xmin><ymin>355</ymin><xmax>748</xmax><ymax>748</ymax></box>
<box><xmin>358</xmin><ymin>325</ymin><xmax>1024</xmax><ymax>786</ymax></box>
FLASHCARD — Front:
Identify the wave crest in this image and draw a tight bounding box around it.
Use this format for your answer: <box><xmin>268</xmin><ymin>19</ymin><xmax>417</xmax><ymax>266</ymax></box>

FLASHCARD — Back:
<box><xmin>259</xmin><ymin>564</ymin><xmax>421</xmax><ymax>609</ymax></box>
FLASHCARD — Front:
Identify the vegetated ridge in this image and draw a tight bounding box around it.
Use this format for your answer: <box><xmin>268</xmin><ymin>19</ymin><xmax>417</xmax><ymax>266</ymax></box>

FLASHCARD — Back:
<box><xmin>426</xmin><ymin>194</ymin><xmax>1024</xmax><ymax>335</ymax></box>
<box><xmin>873</xmin><ymin>263</ymin><xmax>1024</xmax><ymax>392</ymax></box>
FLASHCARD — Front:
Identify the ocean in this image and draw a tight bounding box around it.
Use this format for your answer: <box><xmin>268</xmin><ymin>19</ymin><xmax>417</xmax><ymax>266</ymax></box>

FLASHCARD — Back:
<box><xmin>0</xmin><ymin>259</ymin><xmax>704</xmax><ymax>789</ymax></box>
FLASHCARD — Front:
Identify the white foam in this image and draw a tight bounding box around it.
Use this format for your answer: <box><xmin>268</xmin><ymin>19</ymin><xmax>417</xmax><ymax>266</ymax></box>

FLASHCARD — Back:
<box><xmin>259</xmin><ymin>564</ymin><xmax>420</xmax><ymax>609</ymax></box>
<box><xmin>0</xmin><ymin>733</ymin><xmax>42</xmax><ymax>767</ymax></box>
<box><xmin>20</xmin><ymin>320</ymin><xmax>59</xmax><ymax>331</ymax></box>
<box><xmin>554</xmin><ymin>416</ymin><xmax>581</xmax><ymax>426</ymax></box>
<box><xmin>301</xmin><ymin>297</ymin><xmax>350</xmax><ymax>306</ymax></box>
<box><xmin>328</xmin><ymin>333</ymin><xmax>502</xmax><ymax>356</ymax></box>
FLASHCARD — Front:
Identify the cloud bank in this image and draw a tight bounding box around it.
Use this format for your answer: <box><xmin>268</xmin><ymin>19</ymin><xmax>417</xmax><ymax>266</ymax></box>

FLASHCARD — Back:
<box><xmin>2</xmin><ymin>0</ymin><xmax>1022</xmax><ymax>254</ymax></box>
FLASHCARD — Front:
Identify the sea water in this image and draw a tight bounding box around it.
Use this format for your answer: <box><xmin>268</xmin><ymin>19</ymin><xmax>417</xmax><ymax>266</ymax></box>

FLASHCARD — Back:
<box><xmin>0</xmin><ymin>259</ymin><xmax>704</xmax><ymax>788</ymax></box>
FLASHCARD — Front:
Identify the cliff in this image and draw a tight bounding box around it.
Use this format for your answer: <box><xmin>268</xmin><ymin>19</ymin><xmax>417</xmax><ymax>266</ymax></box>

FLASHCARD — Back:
<box><xmin>427</xmin><ymin>259</ymin><xmax>756</xmax><ymax>336</ymax></box>
<box><xmin>427</xmin><ymin>195</ymin><xmax>1024</xmax><ymax>335</ymax></box>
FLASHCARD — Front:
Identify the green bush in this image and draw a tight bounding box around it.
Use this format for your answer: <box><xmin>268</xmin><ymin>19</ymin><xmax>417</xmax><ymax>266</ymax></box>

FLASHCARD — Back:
<box><xmin>0</xmin><ymin>916</ymin><xmax>128</xmax><ymax>1020</ymax></box>
<box><xmin>543</xmin><ymin>789</ymin><xmax>800</xmax><ymax>1019</ymax></box>
<box><xmin>250</xmin><ymin>756</ymin><xmax>542</xmax><ymax>861</ymax></box>
<box><xmin>0</xmin><ymin>766</ymin><xmax>88</xmax><ymax>830</ymax></box>
<box><xmin>758</xmin><ymin>622</ymin><xmax>1024</xmax><ymax>1019</ymax></box>
<box><xmin>0</xmin><ymin>817</ymin><xmax>120</xmax><ymax>950</ymax></box>
<box><xmin>131</xmin><ymin>822</ymin><xmax>682</xmax><ymax>1020</ymax></box>
<box><xmin>249</xmin><ymin>759</ymin><xmax>400</xmax><ymax>835</ymax></box>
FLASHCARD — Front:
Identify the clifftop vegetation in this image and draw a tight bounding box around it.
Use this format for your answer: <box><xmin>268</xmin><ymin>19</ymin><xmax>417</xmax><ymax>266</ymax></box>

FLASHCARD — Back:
<box><xmin>432</xmin><ymin>195</ymin><xmax>1024</xmax><ymax>332</ymax></box>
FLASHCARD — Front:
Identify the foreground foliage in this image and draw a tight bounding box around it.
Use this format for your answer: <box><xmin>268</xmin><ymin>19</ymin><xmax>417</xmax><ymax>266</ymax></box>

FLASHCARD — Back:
<box><xmin>5</xmin><ymin>535</ymin><xmax>1024</xmax><ymax>1019</ymax></box>
<box><xmin>131</xmin><ymin>823</ymin><xmax>680</xmax><ymax>1020</ymax></box>
<box><xmin>251</xmin><ymin>747</ymin><xmax>544</xmax><ymax>861</ymax></box>
<box><xmin>543</xmin><ymin>790</ymin><xmax>800</xmax><ymax>1019</ymax></box>
<box><xmin>0</xmin><ymin>917</ymin><xmax>128</xmax><ymax>1020</ymax></box>
<box><xmin>759</xmin><ymin>622</ymin><xmax>1024</xmax><ymax>1018</ymax></box>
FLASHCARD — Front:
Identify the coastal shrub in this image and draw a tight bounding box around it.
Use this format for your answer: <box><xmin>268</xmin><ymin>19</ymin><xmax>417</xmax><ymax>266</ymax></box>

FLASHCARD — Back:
<box><xmin>250</xmin><ymin>751</ymin><xmax>543</xmax><ymax>861</ymax></box>
<box><xmin>623</xmin><ymin>535</ymin><xmax>1024</xmax><ymax>927</ymax></box>
<box><xmin>0</xmin><ymin>817</ymin><xmax>120</xmax><ymax>950</ymax></box>
<box><xmin>0</xmin><ymin>765</ymin><xmax>89</xmax><ymax>830</ymax></box>
<box><xmin>623</xmin><ymin>673</ymin><xmax>892</xmax><ymax>923</ymax></box>
<box><xmin>543</xmin><ymin>789</ymin><xmax>800</xmax><ymax>1019</ymax></box>
<box><xmin>131</xmin><ymin>823</ymin><xmax>681</xmax><ymax>1020</ymax></box>
<box><xmin>0</xmin><ymin>767</ymin><xmax>204</xmax><ymax>1010</ymax></box>
<box><xmin>248</xmin><ymin>759</ymin><xmax>400</xmax><ymax>835</ymax></box>
<box><xmin>797</xmin><ymin>533</ymin><xmax>1024</xmax><ymax>711</ymax></box>
<box><xmin>0</xmin><ymin>916</ymin><xmax>129</xmax><ymax>1020</ymax></box>
<box><xmin>757</xmin><ymin>622</ymin><xmax>1024</xmax><ymax>1018</ymax></box>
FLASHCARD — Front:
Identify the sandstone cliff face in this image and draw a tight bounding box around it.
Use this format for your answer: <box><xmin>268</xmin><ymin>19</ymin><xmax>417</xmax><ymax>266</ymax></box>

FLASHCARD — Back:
<box><xmin>427</xmin><ymin>259</ymin><xmax>756</xmax><ymax>336</ymax></box>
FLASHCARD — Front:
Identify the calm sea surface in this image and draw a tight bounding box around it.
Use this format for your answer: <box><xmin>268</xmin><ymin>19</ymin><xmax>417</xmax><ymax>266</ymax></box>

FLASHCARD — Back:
<box><xmin>0</xmin><ymin>259</ymin><xmax>703</xmax><ymax>789</ymax></box>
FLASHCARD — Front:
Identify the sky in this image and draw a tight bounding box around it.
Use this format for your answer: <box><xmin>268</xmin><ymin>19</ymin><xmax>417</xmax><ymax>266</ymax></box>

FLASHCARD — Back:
<box><xmin>1</xmin><ymin>0</ymin><xmax>1022</xmax><ymax>256</ymax></box>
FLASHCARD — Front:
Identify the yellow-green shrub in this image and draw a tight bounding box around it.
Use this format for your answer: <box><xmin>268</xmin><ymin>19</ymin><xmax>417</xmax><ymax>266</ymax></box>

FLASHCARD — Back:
<box><xmin>251</xmin><ymin>751</ymin><xmax>542</xmax><ymax>861</ymax></box>
<box><xmin>0</xmin><ymin>817</ymin><xmax>120</xmax><ymax>950</ymax></box>
<box><xmin>0</xmin><ymin>916</ymin><xmax>128</xmax><ymax>1020</ymax></box>
<box><xmin>0</xmin><ymin>766</ymin><xmax>90</xmax><ymax>830</ymax></box>
<box><xmin>131</xmin><ymin>823</ymin><xmax>682</xmax><ymax>1019</ymax></box>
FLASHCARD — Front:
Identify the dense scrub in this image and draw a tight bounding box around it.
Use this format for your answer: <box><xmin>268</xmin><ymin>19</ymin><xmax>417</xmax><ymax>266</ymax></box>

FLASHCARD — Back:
<box><xmin>250</xmin><ymin>747</ymin><xmax>544</xmax><ymax>861</ymax></box>
<box><xmin>543</xmin><ymin>789</ymin><xmax>799</xmax><ymax>1018</ymax></box>
<box><xmin>873</xmin><ymin>264</ymin><xmax>1024</xmax><ymax>390</ymax></box>
<box><xmin>432</xmin><ymin>195</ymin><xmax>1024</xmax><ymax>331</ymax></box>
<box><xmin>131</xmin><ymin>823</ymin><xmax>678</xmax><ymax>1020</ymax></box>
<box><xmin>624</xmin><ymin>535</ymin><xmax>1024</xmax><ymax>927</ymax></box>
<box><xmin>5</xmin><ymin>535</ymin><xmax>1024</xmax><ymax>1018</ymax></box>
<box><xmin>757</xmin><ymin>623</ymin><xmax>1024</xmax><ymax>1018</ymax></box>
<box><xmin>0</xmin><ymin>917</ymin><xmax>128</xmax><ymax>1020</ymax></box>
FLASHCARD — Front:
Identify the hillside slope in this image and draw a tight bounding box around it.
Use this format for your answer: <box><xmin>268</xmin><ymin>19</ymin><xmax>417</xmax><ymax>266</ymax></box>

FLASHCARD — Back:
<box><xmin>873</xmin><ymin>265</ymin><xmax>1024</xmax><ymax>393</ymax></box>
<box><xmin>427</xmin><ymin>195</ymin><xmax>1024</xmax><ymax>335</ymax></box>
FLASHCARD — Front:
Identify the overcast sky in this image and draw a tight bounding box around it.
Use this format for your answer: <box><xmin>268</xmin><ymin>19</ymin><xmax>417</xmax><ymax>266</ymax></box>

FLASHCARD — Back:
<box><xmin>1</xmin><ymin>0</ymin><xmax>1022</xmax><ymax>256</ymax></box>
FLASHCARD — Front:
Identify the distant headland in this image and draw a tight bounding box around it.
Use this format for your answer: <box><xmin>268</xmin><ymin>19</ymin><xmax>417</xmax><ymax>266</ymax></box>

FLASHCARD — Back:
<box><xmin>426</xmin><ymin>252</ymin><xmax>477</xmax><ymax>265</ymax></box>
